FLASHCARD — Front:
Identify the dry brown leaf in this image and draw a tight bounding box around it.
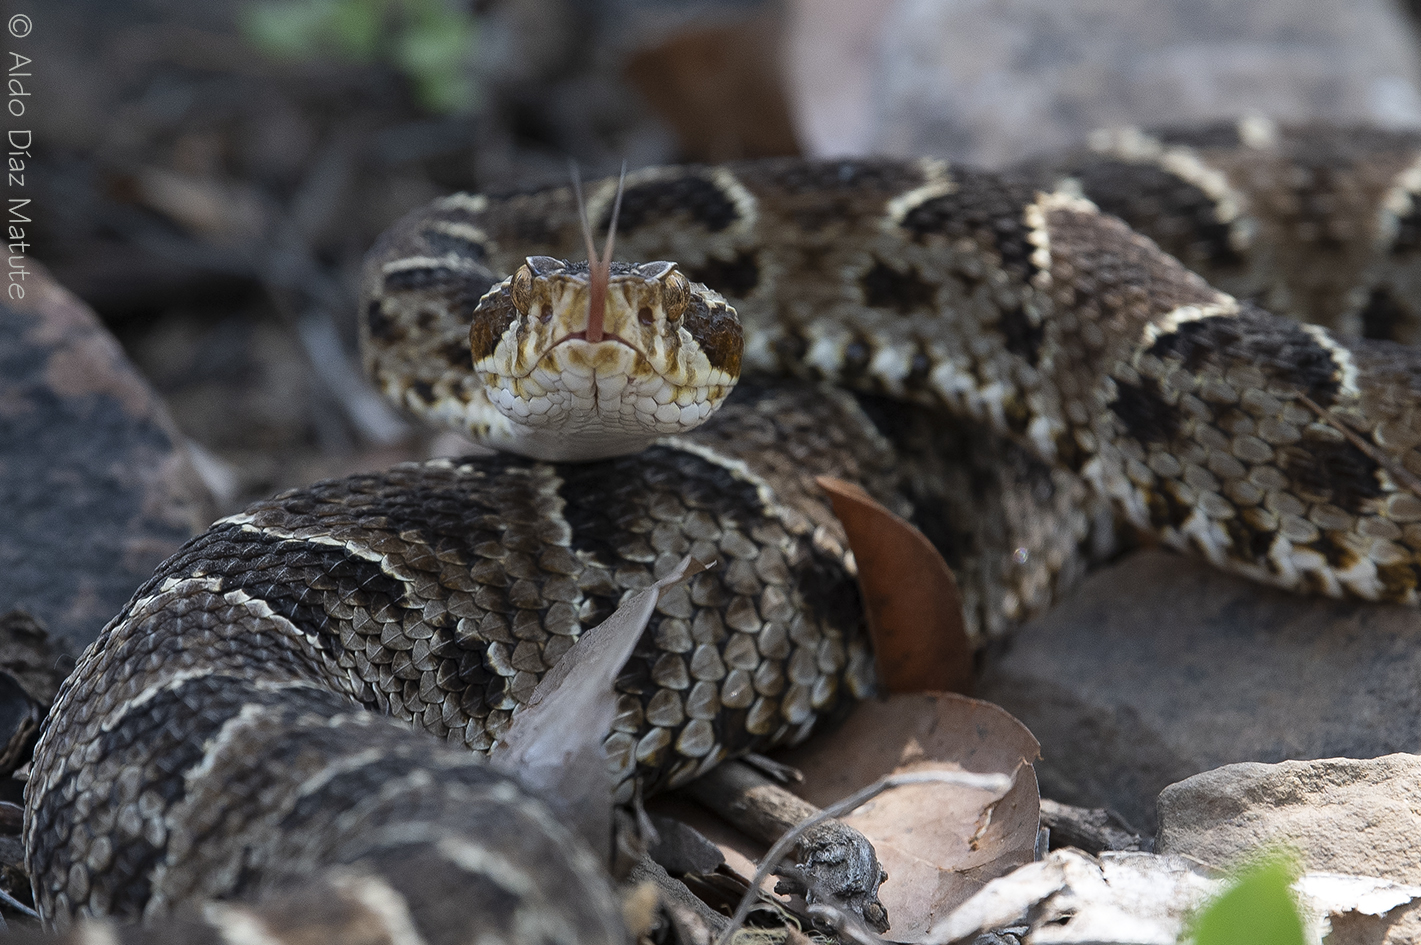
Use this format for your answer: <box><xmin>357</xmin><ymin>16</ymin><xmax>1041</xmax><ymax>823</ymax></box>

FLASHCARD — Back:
<box><xmin>621</xmin><ymin>13</ymin><xmax>801</xmax><ymax>162</ymax></box>
<box><xmin>815</xmin><ymin>476</ymin><xmax>972</xmax><ymax>694</ymax></box>
<box><xmin>777</xmin><ymin>693</ymin><xmax>1042</xmax><ymax>940</ymax></box>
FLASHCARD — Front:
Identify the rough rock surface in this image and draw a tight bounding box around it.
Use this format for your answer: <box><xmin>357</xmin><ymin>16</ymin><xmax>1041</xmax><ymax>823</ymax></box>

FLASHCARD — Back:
<box><xmin>1157</xmin><ymin>755</ymin><xmax>1421</xmax><ymax>880</ymax></box>
<box><xmin>1157</xmin><ymin>756</ymin><xmax>1421</xmax><ymax>945</ymax></box>
<box><xmin>859</xmin><ymin>0</ymin><xmax>1421</xmax><ymax>165</ymax></box>
<box><xmin>976</xmin><ymin>550</ymin><xmax>1421</xmax><ymax>833</ymax></box>
<box><xmin>0</xmin><ymin>267</ymin><xmax>216</xmax><ymax>648</ymax></box>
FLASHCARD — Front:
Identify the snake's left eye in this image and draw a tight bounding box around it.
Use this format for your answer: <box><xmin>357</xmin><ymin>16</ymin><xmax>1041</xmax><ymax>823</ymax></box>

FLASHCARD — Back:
<box><xmin>510</xmin><ymin>266</ymin><xmax>534</xmax><ymax>312</ymax></box>
<box><xmin>663</xmin><ymin>270</ymin><xmax>690</xmax><ymax>322</ymax></box>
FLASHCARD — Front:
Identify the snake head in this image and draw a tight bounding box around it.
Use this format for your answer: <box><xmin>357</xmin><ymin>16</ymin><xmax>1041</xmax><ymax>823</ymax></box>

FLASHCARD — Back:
<box><xmin>466</xmin><ymin>255</ymin><xmax>742</xmax><ymax>461</ymax></box>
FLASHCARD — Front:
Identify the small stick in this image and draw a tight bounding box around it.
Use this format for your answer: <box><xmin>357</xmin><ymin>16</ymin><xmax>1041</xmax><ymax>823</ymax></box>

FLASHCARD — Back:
<box><xmin>1294</xmin><ymin>392</ymin><xmax>1421</xmax><ymax>499</ymax></box>
<box><xmin>0</xmin><ymin>885</ymin><xmax>37</xmax><ymax>919</ymax></box>
<box><xmin>685</xmin><ymin>760</ymin><xmax>888</xmax><ymax>931</ymax></box>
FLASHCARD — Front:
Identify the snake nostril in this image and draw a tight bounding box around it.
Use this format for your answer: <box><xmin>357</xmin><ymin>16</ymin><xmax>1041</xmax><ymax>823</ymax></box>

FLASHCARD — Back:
<box><xmin>638</xmin><ymin>306</ymin><xmax>655</xmax><ymax>326</ymax></box>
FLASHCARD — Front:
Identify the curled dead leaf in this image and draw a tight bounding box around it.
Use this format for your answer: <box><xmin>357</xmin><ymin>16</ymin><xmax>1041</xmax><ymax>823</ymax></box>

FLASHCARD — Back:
<box><xmin>778</xmin><ymin>693</ymin><xmax>1042</xmax><ymax>940</ymax></box>
<box><xmin>815</xmin><ymin>476</ymin><xmax>971</xmax><ymax>694</ymax></box>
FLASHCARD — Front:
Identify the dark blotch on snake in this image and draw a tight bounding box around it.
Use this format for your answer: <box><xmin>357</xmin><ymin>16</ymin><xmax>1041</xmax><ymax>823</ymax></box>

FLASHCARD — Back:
<box><xmin>367</xmin><ymin>301</ymin><xmax>401</xmax><ymax>342</ymax></box>
<box><xmin>1223</xmin><ymin>515</ymin><xmax>1278</xmax><ymax>563</ymax></box>
<box><xmin>191</xmin><ymin>525</ymin><xmax>401</xmax><ymax>653</ymax></box>
<box><xmin>766</xmin><ymin>160</ymin><xmax>924</xmax><ymax>195</ymax></box>
<box><xmin>441</xmin><ymin>339</ymin><xmax>471</xmax><ymax>367</ymax></box>
<box><xmin>1146</xmin><ymin>308</ymin><xmax>1341</xmax><ymax>408</ymax></box>
<box><xmin>1278</xmin><ymin>439</ymin><xmax>1383</xmax><ymax>514</ymax></box>
<box><xmin>422</xmin><ymin>231</ymin><xmax>489</xmax><ymax>260</ymax></box>
<box><xmin>899</xmin><ymin>168</ymin><xmax>1041</xmax><ymax>278</ymax></box>
<box><xmin>469</xmin><ymin>288</ymin><xmax>519</xmax><ymax>363</ymax></box>
<box><xmin>52</xmin><ymin>680</ymin><xmax>347</xmax><ymax>919</ymax></box>
<box><xmin>682</xmin><ymin>296</ymin><xmax>743</xmax><ymax>376</ymax></box>
<box><xmin>1068</xmin><ymin>159</ymin><xmax>1244</xmax><ymax>271</ymax></box>
<box><xmin>1312</xmin><ymin>530</ymin><xmax>1363</xmax><ymax>572</ymax></box>
<box><xmin>608</xmin><ymin>176</ymin><xmax>740</xmax><ymax>234</ymax></box>
<box><xmin>995</xmin><ymin>304</ymin><xmax>1044</xmax><ymax>366</ymax></box>
<box><xmin>1154</xmin><ymin>123</ymin><xmax>1245</xmax><ymax>149</ymax></box>
<box><xmin>1358</xmin><ymin>286</ymin><xmax>1408</xmax><ymax>342</ymax></box>
<box><xmin>860</xmin><ymin>261</ymin><xmax>936</xmax><ymax>315</ymax></box>
<box><xmin>1110</xmin><ymin>376</ymin><xmax>1179</xmax><ymax>444</ymax></box>
<box><xmin>687</xmin><ymin>250</ymin><xmax>761</xmax><ymax>298</ymax></box>
<box><xmin>384</xmin><ymin>266</ymin><xmax>462</xmax><ymax>292</ymax></box>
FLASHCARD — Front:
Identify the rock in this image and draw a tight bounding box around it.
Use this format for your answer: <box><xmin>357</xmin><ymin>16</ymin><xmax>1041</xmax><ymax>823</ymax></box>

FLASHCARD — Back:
<box><xmin>1157</xmin><ymin>756</ymin><xmax>1421</xmax><ymax>882</ymax></box>
<box><xmin>854</xmin><ymin>0</ymin><xmax>1421</xmax><ymax>165</ymax></box>
<box><xmin>0</xmin><ymin>266</ymin><xmax>216</xmax><ymax>648</ymax></box>
<box><xmin>0</xmin><ymin>610</ymin><xmax>74</xmax><ymax>711</ymax></box>
<box><xmin>975</xmin><ymin>549</ymin><xmax>1421</xmax><ymax>833</ymax></box>
<box><xmin>1157</xmin><ymin>757</ymin><xmax>1421</xmax><ymax>945</ymax></box>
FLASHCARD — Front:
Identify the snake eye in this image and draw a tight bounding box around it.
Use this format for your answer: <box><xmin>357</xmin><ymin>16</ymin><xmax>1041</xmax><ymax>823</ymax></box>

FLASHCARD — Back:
<box><xmin>663</xmin><ymin>270</ymin><xmax>690</xmax><ymax>322</ymax></box>
<box><xmin>510</xmin><ymin>266</ymin><xmax>534</xmax><ymax>313</ymax></box>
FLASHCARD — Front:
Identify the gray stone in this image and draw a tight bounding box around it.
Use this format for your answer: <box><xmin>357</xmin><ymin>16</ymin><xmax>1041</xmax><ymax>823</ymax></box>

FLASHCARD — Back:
<box><xmin>0</xmin><ymin>267</ymin><xmax>215</xmax><ymax>647</ymax></box>
<box><xmin>976</xmin><ymin>549</ymin><xmax>1421</xmax><ymax>833</ymax></box>
<box><xmin>1157</xmin><ymin>755</ymin><xmax>1421</xmax><ymax>882</ymax></box>
<box><xmin>1157</xmin><ymin>756</ymin><xmax>1421</xmax><ymax>945</ymax></box>
<box><xmin>863</xmin><ymin>0</ymin><xmax>1421</xmax><ymax>165</ymax></box>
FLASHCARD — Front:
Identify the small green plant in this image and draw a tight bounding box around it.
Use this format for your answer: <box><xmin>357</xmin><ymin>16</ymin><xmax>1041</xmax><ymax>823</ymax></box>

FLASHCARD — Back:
<box><xmin>1186</xmin><ymin>850</ymin><xmax>1307</xmax><ymax>945</ymax></box>
<box><xmin>241</xmin><ymin>0</ymin><xmax>479</xmax><ymax>113</ymax></box>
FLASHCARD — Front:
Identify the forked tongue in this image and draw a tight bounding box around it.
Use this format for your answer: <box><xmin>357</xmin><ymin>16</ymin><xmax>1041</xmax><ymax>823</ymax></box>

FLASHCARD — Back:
<box><xmin>571</xmin><ymin>163</ymin><xmax>627</xmax><ymax>344</ymax></box>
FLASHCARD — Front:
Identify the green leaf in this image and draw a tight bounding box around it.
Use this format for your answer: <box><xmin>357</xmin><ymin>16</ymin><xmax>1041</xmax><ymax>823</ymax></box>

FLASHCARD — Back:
<box><xmin>241</xmin><ymin>0</ymin><xmax>339</xmax><ymax>59</ymax></box>
<box><xmin>393</xmin><ymin>7</ymin><xmax>478</xmax><ymax>113</ymax></box>
<box><xmin>326</xmin><ymin>0</ymin><xmax>383</xmax><ymax>59</ymax></box>
<box><xmin>239</xmin><ymin>0</ymin><xmax>480</xmax><ymax>113</ymax></box>
<box><xmin>1188</xmin><ymin>854</ymin><xmax>1307</xmax><ymax>945</ymax></box>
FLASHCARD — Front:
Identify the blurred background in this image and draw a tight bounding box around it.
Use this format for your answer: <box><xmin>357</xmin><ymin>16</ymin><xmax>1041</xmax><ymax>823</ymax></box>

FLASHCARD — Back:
<box><xmin>12</xmin><ymin>0</ymin><xmax>1421</xmax><ymax>512</ymax></box>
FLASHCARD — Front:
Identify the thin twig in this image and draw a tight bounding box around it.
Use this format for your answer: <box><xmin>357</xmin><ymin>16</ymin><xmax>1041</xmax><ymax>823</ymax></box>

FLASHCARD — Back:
<box><xmin>1295</xmin><ymin>393</ymin><xmax>1421</xmax><ymax>499</ymax></box>
<box><xmin>0</xmin><ymin>885</ymin><xmax>38</xmax><ymax>919</ymax></box>
<box><xmin>806</xmin><ymin>903</ymin><xmax>887</xmax><ymax>945</ymax></box>
<box><xmin>712</xmin><ymin>770</ymin><xmax>1014</xmax><ymax>945</ymax></box>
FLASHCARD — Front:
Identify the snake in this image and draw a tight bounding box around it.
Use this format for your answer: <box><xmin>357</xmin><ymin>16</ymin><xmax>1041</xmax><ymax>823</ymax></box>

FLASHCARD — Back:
<box><xmin>22</xmin><ymin>120</ymin><xmax>1421</xmax><ymax>943</ymax></box>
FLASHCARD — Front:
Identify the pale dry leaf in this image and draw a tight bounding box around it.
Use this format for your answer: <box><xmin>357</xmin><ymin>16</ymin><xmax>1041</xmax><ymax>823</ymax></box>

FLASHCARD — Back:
<box><xmin>929</xmin><ymin>850</ymin><xmax>1206</xmax><ymax>945</ymax></box>
<box><xmin>928</xmin><ymin>849</ymin><xmax>1421</xmax><ymax>945</ymax></box>
<box><xmin>815</xmin><ymin>476</ymin><xmax>971</xmax><ymax>694</ymax></box>
<box><xmin>492</xmin><ymin>555</ymin><xmax>711</xmax><ymax>859</ymax></box>
<box><xmin>777</xmin><ymin>693</ymin><xmax>1041</xmax><ymax>940</ymax></box>
<box><xmin>1294</xmin><ymin>872</ymin><xmax>1421</xmax><ymax>918</ymax></box>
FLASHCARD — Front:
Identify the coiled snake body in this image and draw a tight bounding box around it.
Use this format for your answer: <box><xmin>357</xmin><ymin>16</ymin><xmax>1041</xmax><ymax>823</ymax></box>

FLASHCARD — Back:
<box><xmin>24</xmin><ymin>122</ymin><xmax>1421</xmax><ymax>942</ymax></box>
